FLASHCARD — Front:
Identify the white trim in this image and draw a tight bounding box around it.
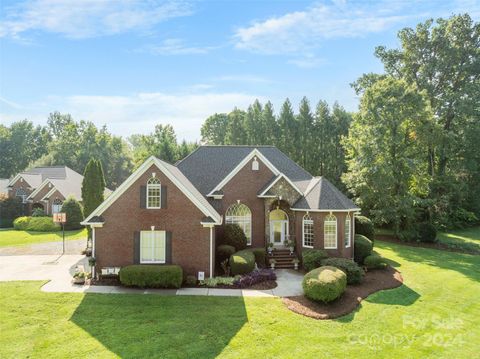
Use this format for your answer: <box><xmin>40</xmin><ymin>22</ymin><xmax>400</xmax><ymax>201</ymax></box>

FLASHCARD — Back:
<box><xmin>146</xmin><ymin>176</ymin><xmax>161</xmax><ymax>209</ymax></box>
<box><xmin>7</xmin><ymin>174</ymin><xmax>24</xmax><ymax>187</ymax></box>
<box><xmin>209</xmin><ymin>226</ymin><xmax>213</xmax><ymax>279</ymax></box>
<box><xmin>212</xmin><ymin>194</ymin><xmax>224</xmax><ymax>200</ymax></box>
<box><xmin>207</xmin><ymin>149</ymin><xmax>280</xmax><ymax>197</ymax></box>
<box><xmin>324</xmin><ymin>214</ymin><xmax>338</xmax><ymax>249</ymax></box>
<box><xmin>41</xmin><ymin>187</ymin><xmax>57</xmax><ymax>201</ymax></box>
<box><xmin>26</xmin><ymin>179</ymin><xmax>52</xmax><ymax>200</ymax></box>
<box><xmin>92</xmin><ymin>227</ymin><xmax>96</xmax><ymax>278</ymax></box>
<box><xmin>345</xmin><ymin>214</ymin><xmax>351</xmax><ymax>248</ymax></box>
<box><xmin>292</xmin><ymin>208</ymin><xmax>360</xmax><ymax>212</ymax></box>
<box><xmin>258</xmin><ymin>173</ymin><xmax>303</xmax><ymax>197</ymax></box>
<box><xmin>82</xmin><ymin>156</ymin><xmax>222</xmax><ymax>225</ymax></box>
<box><xmin>140</xmin><ymin>230</ymin><xmax>166</xmax><ymax>264</ymax></box>
<box><xmin>302</xmin><ymin>214</ymin><xmax>314</xmax><ymax>248</ymax></box>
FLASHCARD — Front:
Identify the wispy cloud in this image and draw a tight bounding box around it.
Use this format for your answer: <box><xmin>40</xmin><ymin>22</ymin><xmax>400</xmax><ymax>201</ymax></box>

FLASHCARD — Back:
<box><xmin>142</xmin><ymin>38</ymin><xmax>216</xmax><ymax>55</ymax></box>
<box><xmin>0</xmin><ymin>0</ymin><xmax>193</xmax><ymax>39</ymax></box>
<box><xmin>234</xmin><ymin>1</ymin><xmax>410</xmax><ymax>55</ymax></box>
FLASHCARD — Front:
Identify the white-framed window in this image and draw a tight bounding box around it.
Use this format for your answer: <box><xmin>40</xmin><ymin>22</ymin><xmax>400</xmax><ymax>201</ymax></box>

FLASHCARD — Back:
<box><xmin>225</xmin><ymin>203</ymin><xmax>252</xmax><ymax>245</ymax></box>
<box><xmin>345</xmin><ymin>214</ymin><xmax>351</xmax><ymax>248</ymax></box>
<box><xmin>147</xmin><ymin>177</ymin><xmax>161</xmax><ymax>209</ymax></box>
<box><xmin>52</xmin><ymin>198</ymin><xmax>63</xmax><ymax>214</ymax></box>
<box><xmin>140</xmin><ymin>230</ymin><xmax>166</xmax><ymax>263</ymax></box>
<box><xmin>16</xmin><ymin>188</ymin><xmax>27</xmax><ymax>203</ymax></box>
<box><xmin>302</xmin><ymin>214</ymin><xmax>314</xmax><ymax>248</ymax></box>
<box><xmin>324</xmin><ymin>214</ymin><xmax>337</xmax><ymax>249</ymax></box>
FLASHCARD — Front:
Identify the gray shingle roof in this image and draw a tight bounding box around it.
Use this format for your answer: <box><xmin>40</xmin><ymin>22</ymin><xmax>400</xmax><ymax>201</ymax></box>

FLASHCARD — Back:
<box><xmin>176</xmin><ymin>146</ymin><xmax>313</xmax><ymax>195</ymax></box>
<box><xmin>23</xmin><ymin>166</ymin><xmax>68</xmax><ymax>181</ymax></box>
<box><xmin>293</xmin><ymin>177</ymin><xmax>359</xmax><ymax>210</ymax></box>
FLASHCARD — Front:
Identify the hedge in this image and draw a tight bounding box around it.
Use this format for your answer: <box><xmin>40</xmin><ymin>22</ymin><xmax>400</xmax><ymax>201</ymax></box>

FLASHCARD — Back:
<box><xmin>355</xmin><ymin>215</ymin><xmax>375</xmax><ymax>241</ymax></box>
<box><xmin>119</xmin><ymin>265</ymin><xmax>183</xmax><ymax>288</ymax></box>
<box><xmin>222</xmin><ymin>223</ymin><xmax>247</xmax><ymax>250</ymax></box>
<box><xmin>13</xmin><ymin>216</ymin><xmax>60</xmax><ymax>232</ymax></box>
<box><xmin>364</xmin><ymin>254</ymin><xmax>388</xmax><ymax>269</ymax></box>
<box><xmin>229</xmin><ymin>249</ymin><xmax>255</xmax><ymax>275</ymax></box>
<box><xmin>354</xmin><ymin>234</ymin><xmax>373</xmax><ymax>264</ymax></box>
<box><xmin>302</xmin><ymin>249</ymin><xmax>328</xmax><ymax>272</ymax></box>
<box><xmin>302</xmin><ymin>266</ymin><xmax>347</xmax><ymax>303</ymax></box>
<box><xmin>13</xmin><ymin>216</ymin><xmax>31</xmax><ymax>230</ymax></box>
<box><xmin>321</xmin><ymin>257</ymin><xmax>365</xmax><ymax>284</ymax></box>
<box><xmin>217</xmin><ymin>244</ymin><xmax>236</xmax><ymax>264</ymax></box>
<box><xmin>417</xmin><ymin>222</ymin><xmax>437</xmax><ymax>243</ymax></box>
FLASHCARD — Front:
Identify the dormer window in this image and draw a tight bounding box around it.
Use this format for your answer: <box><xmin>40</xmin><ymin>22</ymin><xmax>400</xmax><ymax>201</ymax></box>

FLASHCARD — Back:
<box><xmin>252</xmin><ymin>157</ymin><xmax>259</xmax><ymax>171</ymax></box>
<box><xmin>147</xmin><ymin>177</ymin><xmax>161</xmax><ymax>209</ymax></box>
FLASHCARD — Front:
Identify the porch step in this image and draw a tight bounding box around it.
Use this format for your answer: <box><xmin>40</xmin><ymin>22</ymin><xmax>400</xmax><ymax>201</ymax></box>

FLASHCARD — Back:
<box><xmin>267</xmin><ymin>248</ymin><xmax>298</xmax><ymax>269</ymax></box>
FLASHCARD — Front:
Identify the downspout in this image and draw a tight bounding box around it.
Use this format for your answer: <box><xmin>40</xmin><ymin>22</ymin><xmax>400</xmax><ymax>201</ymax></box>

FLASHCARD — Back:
<box><xmin>352</xmin><ymin>212</ymin><xmax>355</xmax><ymax>260</ymax></box>
<box><xmin>92</xmin><ymin>226</ymin><xmax>96</xmax><ymax>278</ymax></box>
<box><xmin>209</xmin><ymin>226</ymin><xmax>213</xmax><ymax>279</ymax></box>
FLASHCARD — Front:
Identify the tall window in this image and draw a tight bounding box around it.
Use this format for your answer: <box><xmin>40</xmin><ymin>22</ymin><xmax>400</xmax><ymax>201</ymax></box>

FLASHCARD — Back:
<box><xmin>52</xmin><ymin>199</ymin><xmax>63</xmax><ymax>214</ymax></box>
<box><xmin>345</xmin><ymin>215</ymin><xmax>351</xmax><ymax>248</ymax></box>
<box><xmin>225</xmin><ymin>203</ymin><xmax>252</xmax><ymax>245</ymax></box>
<box><xmin>324</xmin><ymin>214</ymin><xmax>337</xmax><ymax>249</ymax></box>
<box><xmin>147</xmin><ymin>177</ymin><xmax>161</xmax><ymax>209</ymax></box>
<box><xmin>16</xmin><ymin>188</ymin><xmax>27</xmax><ymax>203</ymax></box>
<box><xmin>140</xmin><ymin>230</ymin><xmax>166</xmax><ymax>263</ymax></box>
<box><xmin>302</xmin><ymin>214</ymin><xmax>314</xmax><ymax>248</ymax></box>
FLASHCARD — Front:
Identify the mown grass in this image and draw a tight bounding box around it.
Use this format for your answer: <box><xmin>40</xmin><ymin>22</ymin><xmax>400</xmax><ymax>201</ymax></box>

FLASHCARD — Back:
<box><xmin>1</xmin><ymin>239</ymin><xmax>479</xmax><ymax>358</ymax></box>
<box><xmin>0</xmin><ymin>228</ymin><xmax>87</xmax><ymax>247</ymax></box>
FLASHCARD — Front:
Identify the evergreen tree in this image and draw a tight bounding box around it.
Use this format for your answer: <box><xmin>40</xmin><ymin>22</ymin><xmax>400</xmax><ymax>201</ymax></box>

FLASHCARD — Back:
<box><xmin>226</xmin><ymin>108</ymin><xmax>247</xmax><ymax>144</ymax></box>
<box><xmin>61</xmin><ymin>196</ymin><xmax>84</xmax><ymax>230</ymax></box>
<box><xmin>277</xmin><ymin>99</ymin><xmax>296</xmax><ymax>155</ymax></box>
<box><xmin>297</xmin><ymin>97</ymin><xmax>314</xmax><ymax>169</ymax></box>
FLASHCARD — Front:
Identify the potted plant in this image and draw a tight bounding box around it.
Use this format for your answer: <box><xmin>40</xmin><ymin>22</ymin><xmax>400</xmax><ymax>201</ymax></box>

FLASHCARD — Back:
<box><xmin>288</xmin><ymin>240</ymin><xmax>295</xmax><ymax>255</ymax></box>
<box><xmin>72</xmin><ymin>271</ymin><xmax>86</xmax><ymax>285</ymax></box>
<box><xmin>88</xmin><ymin>257</ymin><xmax>96</xmax><ymax>267</ymax></box>
<box><xmin>292</xmin><ymin>258</ymin><xmax>300</xmax><ymax>270</ymax></box>
<box><xmin>269</xmin><ymin>259</ymin><xmax>277</xmax><ymax>270</ymax></box>
<box><xmin>267</xmin><ymin>242</ymin><xmax>274</xmax><ymax>254</ymax></box>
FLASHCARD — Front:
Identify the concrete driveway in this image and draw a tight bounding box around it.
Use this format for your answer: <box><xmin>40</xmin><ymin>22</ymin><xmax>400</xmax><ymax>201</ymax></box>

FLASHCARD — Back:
<box><xmin>0</xmin><ymin>238</ymin><xmax>87</xmax><ymax>256</ymax></box>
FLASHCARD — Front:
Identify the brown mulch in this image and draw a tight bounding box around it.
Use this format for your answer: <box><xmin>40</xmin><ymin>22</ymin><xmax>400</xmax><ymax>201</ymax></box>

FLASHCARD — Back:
<box><xmin>282</xmin><ymin>266</ymin><xmax>403</xmax><ymax>320</ymax></box>
<box><xmin>248</xmin><ymin>280</ymin><xmax>277</xmax><ymax>290</ymax></box>
<box><xmin>376</xmin><ymin>234</ymin><xmax>477</xmax><ymax>254</ymax></box>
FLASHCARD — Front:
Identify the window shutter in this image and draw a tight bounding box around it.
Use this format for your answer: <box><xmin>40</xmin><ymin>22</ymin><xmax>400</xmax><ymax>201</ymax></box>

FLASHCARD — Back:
<box><xmin>133</xmin><ymin>231</ymin><xmax>140</xmax><ymax>264</ymax></box>
<box><xmin>161</xmin><ymin>185</ymin><xmax>167</xmax><ymax>209</ymax></box>
<box><xmin>165</xmin><ymin>231</ymin><xmax>172</xmax><ymax>264</ymax></box>
<box><xmin>140</xmin><ymin>186</ymin><xmax>146</xmax><ymax>208</ymax></box>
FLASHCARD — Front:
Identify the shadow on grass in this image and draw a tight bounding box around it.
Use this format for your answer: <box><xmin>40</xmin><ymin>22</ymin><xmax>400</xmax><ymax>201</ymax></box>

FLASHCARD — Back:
<box><xmin>365</xmin><ymin>284</ymin><xmax>420</xmax><ymax>306</ymax></box>
<box><xmin>70</xmin><ymin>293</ymin><xmax>247</xmax><ymax>358</ymax></box>
<box><xmin>377</xmin><ymin>240</ymin><xmax>480</xmax><ymax>282</ymax></box>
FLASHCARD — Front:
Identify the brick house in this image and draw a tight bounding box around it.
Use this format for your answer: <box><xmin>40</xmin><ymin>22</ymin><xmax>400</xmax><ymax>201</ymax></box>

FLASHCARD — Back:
<box><xmin>82</xmin><ymin>146</ymin><xmax>360</xmax><ymax>278</ymax></box>
<box><xmin>7</xmin><ymin>166</ymin><xmax>85</xmax><ymax>215</ymax></box>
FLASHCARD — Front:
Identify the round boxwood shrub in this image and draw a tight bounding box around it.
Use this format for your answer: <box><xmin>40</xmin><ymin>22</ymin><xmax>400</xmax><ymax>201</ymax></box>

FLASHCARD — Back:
<box><xmin>354</xmin><ymin>234</ymin><xmax>373</xmax><ymax>264</ymax></box>
<box><xmin>417</xmin><ymin>222</ymin><xmax>437</xmax><ymax>243</ymax></box>
<box><xmin>248</xmin><ymin>247</ymin><xmax>266</xmax><ymax>267</ymax></box>
<box><xmin>321</xmin><ymin>257</ymin><xmax>365</xmax><ymax>284</ymax></box>
<box><xmin>119</xmin><ymin>265</ymin><xmax>183</xmax><ymax>288</ymax></box>
<box><xmin>222</xmin><ymin>224</ymin><xmax>247</xmax><ymax>251</ymax></box>
<box><xmin>302</xmin><ymin>266</ymin><xmax>347</xmax><ymax>303</ymax></box>
<box><xmin>364</xmin><ymin>254</ymin><xmax>387</xmax><ymax>269</ymax></box>
<box><xmin>13</xmin><ymin>216</ymin><xmax>31</xmax><ymax>230</ymax></box>
<box><xmin>217</xmin><ymin>244</ymin><xmax>236</xmax><ymax>264</ymax></box>
<box><xmin>302</xmin><ymin>249</ymin><xmax>328</xmax><ymax>272</ymax></box>
<box><xmin>355</xmin><ymin>215</ymin><xmax>375</xmax><ymax>241</ymax></box>
<box><xmin>27</xmin><ymin>217</ymin><xmax>60</xmax><ymax>232</ymax></box>
<box><xmin>61</xmin><ymin>196</ymin><xmax>84</xmax><ymax>230</ymax></box>
<box><xmin>229</xmin><ymin>249</ymin><xmax>255</xmax><ymax>275</ymax></box>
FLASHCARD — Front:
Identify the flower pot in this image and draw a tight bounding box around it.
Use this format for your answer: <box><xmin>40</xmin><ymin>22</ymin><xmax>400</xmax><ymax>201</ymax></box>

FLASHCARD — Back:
<box><xmin>294</xmin><ymin>263</ymin><xmax>299</xmax><ymax>270</ymax></box>
<box><xmin>270</xmin><ymin>263</ymin><xmax>275</xmax><ymax>270</ymax></box>
<box><xmin>72</xmin><ymin>277</ymin><xmax>85</xmax><ymax>285</ymax></box>
<box><xmin>289</xmin><ymin>247</ymin><xmax>294</xmax><ymax>255</ymax></box>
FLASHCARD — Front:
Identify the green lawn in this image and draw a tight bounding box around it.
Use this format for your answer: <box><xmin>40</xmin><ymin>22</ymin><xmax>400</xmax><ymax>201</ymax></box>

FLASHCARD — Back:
<box><xmin>0</xmin><ymin>228</ymin><xmax>87</xmax><ymax>247</ymax></box>
<box><xmin>1</xmin><ymin>241</ymin><xmax>479</xmax><ymax>358</ymax></box>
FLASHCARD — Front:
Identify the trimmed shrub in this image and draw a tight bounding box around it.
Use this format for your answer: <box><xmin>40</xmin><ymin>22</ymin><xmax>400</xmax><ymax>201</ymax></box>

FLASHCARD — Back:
<box><xmin>355</xmin><ymin>215</ymin><xmax>375</xmax><ymax>241</ymax></box>
<box><xmin>418</xmin><ymin>222</ymin><xmax>437</xmax><ymax>243</ymax></box>
<box><xmin>119</xmin><ymin>265</ymin><xmax>183</xmax><ymax>288</ymax></box>
<box><xmin>0</xmin><ymin>195</ymin><xmax>23</xmax><ymax>228</ymax></box>
<box><xmin>27</xmin><ymin>217</ymin><xmax>60</xmax><ymax>232</ymax></box>
<box><xmin>234</xmin><ymin>269</ymin><xmax>276</xmax><ymax>288</ymax></box>
<box><xmin>354</xmin><ymin>234</ymin><xmax>373</xmax><ymax>264</ymax></box>
<box><xmin>364</xmin><ymin>254</ymin><xmax>388</xmax><ymax>269</ymax></box>
<box><xmin>200</xmin><ymin>276</ymin><xmax>237</xmax><ymax>287</ymax></box>
<box><xmin>398</xmin><ymin>228</ymin><xmax>418</xmax><ymax>242</ymax></box>
<box><xmin>185</xmin><ymin>275</ymin><xmax>197</xmax><ymax>286</ymax></box>
<box><xmin>13</xmin><ymin>216</ymin><xmax>31</xmax><ymax>230</ymax></box>
<box><xmin>61</xmin><ymin>196</ymin><xmax>84</xmax><ymax>230</ymax></box>
<box><xmin>32</xmin><ymin>208</ymin><xmax>47</xmax><ymax>217</ymax></box>
<box><xmin>321</xmin><ymin>257</ymin><xmax>365</xmax><ymax>284</ymax></box>
<box><xmin>302</xmin><ymin>249</ymin><xmax>328</xmax><ymax>272</ymax></box>
<box><xmin>248</xmin><ymin>247</ymin><xmax>266</xmax><ymax>267</ymax></box>
<box><xmin>229</xmin><ymin>249</ymin><xmax>255</xmax><ymax>275</ymax></box>
<box><xmin>302</xmin><ymin>266</ymin><xmax>347</xmax><ymax>303</ymax></box>
<box><xmin>217</xmin><ymin>244</ymin><xmax>236</xmax><ymax>264</ymax></box>
<box><xmin>222</xmin><ymin>224</ymin><xmax>247</xmax><ymax>251</ymax></box>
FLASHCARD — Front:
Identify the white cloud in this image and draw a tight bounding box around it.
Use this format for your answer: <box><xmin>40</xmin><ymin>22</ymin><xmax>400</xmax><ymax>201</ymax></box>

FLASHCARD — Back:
<box><xmin>143</xmin><ymin>38</ymin><xmax>215</xmax><ymax>55</ymax></box>
<box><xmin>0</xmin><ymin>91</ymin><xmax>264</xmax><ymax>141</ymax></box>
<box><xmin>234</xmin><ymin>1</ymin><xmax>411</xmax><ymax>54</ymax></box>
<box><xmin>0</xmin><ymin>0</ymin><xmax>192</xmax><ymax>39</ymax></box>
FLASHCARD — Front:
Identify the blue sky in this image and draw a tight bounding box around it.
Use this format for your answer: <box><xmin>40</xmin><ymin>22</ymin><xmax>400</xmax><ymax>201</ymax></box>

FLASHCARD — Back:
<box><xmin>1</xmin><ymin>0</ymin><xmax>478</xmax><ymax>141</ymax></box>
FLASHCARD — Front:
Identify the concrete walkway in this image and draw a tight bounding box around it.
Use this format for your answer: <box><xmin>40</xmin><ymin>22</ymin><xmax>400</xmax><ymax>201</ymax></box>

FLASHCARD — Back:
<box><xmin>0</xmin><ymin>254</ymin><xmax>304</xmax><ymax>297</ymax></box>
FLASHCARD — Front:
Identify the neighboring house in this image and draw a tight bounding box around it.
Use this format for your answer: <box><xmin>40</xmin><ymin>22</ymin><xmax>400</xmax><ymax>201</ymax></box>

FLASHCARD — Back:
<box><xmin>0</xmin><ymin>179</ymin><xmax>9</xmax><ymax>196</ymax></box>
<box><xmin>82</xmin><ymin>146</ymin><xmax>360</xmax><ymax>278</ymax></box>
<box><xmin>7</xmin><ymin>166</ymin><xmax>87</xmax><ymax>215</ymax></box>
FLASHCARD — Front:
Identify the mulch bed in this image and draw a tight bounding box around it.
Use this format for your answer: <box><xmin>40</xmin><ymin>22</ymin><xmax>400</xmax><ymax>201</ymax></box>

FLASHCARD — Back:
<box><xmin>376</xmin><ymin>234</ymin><xmax>477</xmax><ymax>254</ymax></box>
<box><xmin>282</xmin><ymin>266</ymin><xmax>403</xmax><ymax>320</ymax></box>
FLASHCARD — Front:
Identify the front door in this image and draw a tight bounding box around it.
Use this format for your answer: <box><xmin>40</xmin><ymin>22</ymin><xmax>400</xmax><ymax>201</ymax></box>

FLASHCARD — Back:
<box><xmin>270</xmin><ymin>219</ymin><xmax>288</xmax><ymax>246</ymax></box>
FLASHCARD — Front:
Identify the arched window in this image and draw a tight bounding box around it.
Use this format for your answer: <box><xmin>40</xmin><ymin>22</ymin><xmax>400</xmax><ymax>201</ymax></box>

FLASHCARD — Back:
<box><xmin>302</xmin><ymin>214</ymin><xmax>314</xmax><ymax>248</ymax></box>
<box><xmin>15</xmin><ymin>188</ymin><xmax>27</xmax><ymax>203</ymax></box>
<box><xmin>324</xmin><ymin>214</ymin><xmax>337</xmax><ymax>249</ymax></box>
<box><xmin>345</xmin><ymin>215</ymin><xmax>351</xmax><ymax>248</ymax></box>
<box><xmin>52</xmin><ymin>198</ymin><xmax>63</xmax><ymax>214</ymax></box>
<box><xmin>147</xmin><ymin>177</ymin><xmax>161</xmax><ymax>209</ymax></box>
<box><xmin>225</xmin><ymin>203</ymin><xmax>252</xmax><ymax>245</ymax></box>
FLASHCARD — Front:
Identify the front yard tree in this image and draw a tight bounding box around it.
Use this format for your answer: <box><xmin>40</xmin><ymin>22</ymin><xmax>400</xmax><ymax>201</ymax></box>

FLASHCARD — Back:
<box><xmin>342</xmin><ymin>77</ymin><xmax>433</xmax><ymax>235</ymax></box>
<box><xmin>61</xmin><ymin>196</ymin><xmax>84</xmax><ymax>230</ymax></box>
<box><xmin>82</xmin><ymin>159</ymin><xmax>105</xmax><ymax>240</ymax></box>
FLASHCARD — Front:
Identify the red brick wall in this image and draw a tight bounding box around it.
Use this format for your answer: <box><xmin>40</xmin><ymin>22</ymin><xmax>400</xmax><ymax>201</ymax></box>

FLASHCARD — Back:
<box><xmin>30</xmin><ymin>184</ymin><xmax>54</xmax><ymax>214</ymax></box>
<box><xmin>45</xmin><ymin>190</ymin><xmax>65</xmax><ymax>215</ymax></box>
<box><xmin>95</xmin><ymin>164</ymin><xmax>213</xmax><ymax>277</ymax></box>
<box><xmin>294</xmin><ymin>211</ymin><xmax>354</xmax><ymax>259</ymax></box>
<box><xmin>8</xmin><ymin>178</ymin><xmax>34</xmax><ymax>215</ymax></box>
<box><xmin>215</xmin><ymin>157</ymin><xmax>275</xmax><ymax>248</ymax></box>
